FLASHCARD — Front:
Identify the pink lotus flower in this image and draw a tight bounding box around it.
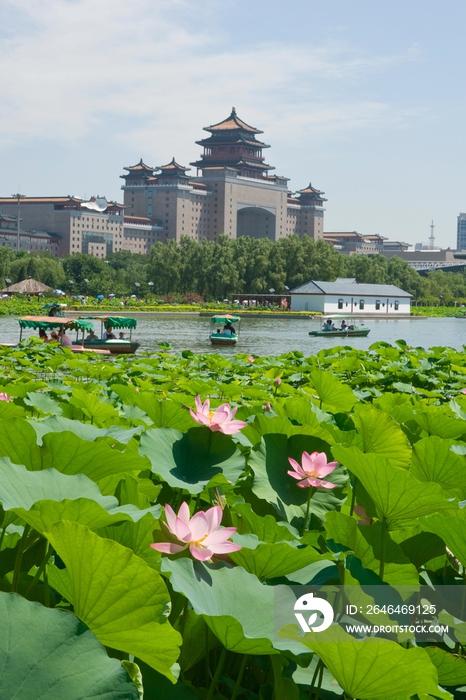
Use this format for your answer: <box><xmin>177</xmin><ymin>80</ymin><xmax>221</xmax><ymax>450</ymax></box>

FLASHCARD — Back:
<box><xmin>461</xmin><ymin>388</ymin><xmax>466</xmax><ymax>394</ymax></box>
<box><xmin>0</xmin><ymin>393</ymin><xmax>11</xmax><ymax>402</ymax></box>
<box><xmin>287</xmin><ymin>451</ymin><xmax>338</xmax><ymax>489</ymax></box>
<box><xmin>150</xmin><ymin>502</ymin><xmax>241</xmax><ymax>562</ymax></box>
<box><xmin>190</xmin><ymin>397</ymin><xmax>247</xmax><ymax>435</ymax></box>
<box><xmin>264</xmin><ymin>402</ymin><xmax>271</xmax><ymax>412</ymax></box>
<box><xmin>354</xmin><ymin>505</ymin><xmax>372</xmax><ymax>526</ymax></box>
<box><xmin>274</xmin><ymin>376</ymin><xmax>282</xmax><ymax>387</ymax></box>
<box><xmin>248</xmin><ymin>355</ymin><xmax>255</xmax><ymax>363</ymax></box>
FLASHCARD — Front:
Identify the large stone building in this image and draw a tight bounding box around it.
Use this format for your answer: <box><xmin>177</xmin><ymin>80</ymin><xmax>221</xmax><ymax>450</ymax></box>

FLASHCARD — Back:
<box><xmin>121</xmin><ymin>108</ymin><xmax>326</xmax><ymax>243</ymax></box>
<box><xmin>458</xmin><ymin>213</ymin><xmax>466</xmax><ymax>250</ymax></box>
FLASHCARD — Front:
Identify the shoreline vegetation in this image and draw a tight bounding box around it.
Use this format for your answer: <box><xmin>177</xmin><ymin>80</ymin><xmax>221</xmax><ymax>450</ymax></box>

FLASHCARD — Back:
<box><xmin>0</xmin><ymin>296</ymin><xmax>461</xmax><ymax>318</ymax></box>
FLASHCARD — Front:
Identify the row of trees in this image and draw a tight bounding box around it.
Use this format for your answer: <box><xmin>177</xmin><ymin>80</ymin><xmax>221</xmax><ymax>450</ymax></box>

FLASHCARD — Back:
<box><xmin>2</xmin><ymin>237</ymin><xmax>466</xmax><ymax>302</ymax></box>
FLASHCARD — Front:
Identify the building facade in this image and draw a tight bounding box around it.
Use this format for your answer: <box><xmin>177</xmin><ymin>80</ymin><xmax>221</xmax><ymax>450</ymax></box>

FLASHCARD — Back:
<box><xmin>458</xmin><ymin>213</ymin><xmax>466</xmax><ymax>250</ymax></box>
<box><xmin>0</xmin><ymin>196</ymin><xmax>126</xmax><ymax>258</ymax></box>
<box><xmin>121</xmin><ymin>108</ymin><xmax>326</xmax><ymax>244</ymax></box>
<box><xmin>289</xmin><ymin>280</ymin><xmax>412</xmax><ymax>315</ymax></box>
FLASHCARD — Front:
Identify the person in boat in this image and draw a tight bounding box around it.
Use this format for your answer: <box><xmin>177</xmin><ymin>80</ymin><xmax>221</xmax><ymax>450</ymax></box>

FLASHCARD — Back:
<box><xmin>86</xmin><ymin>330</ymin><xmax>99</xmax><ymax>341</ymax></box>
<box><xmin>119</xmin><ymin>332</ymin><xmax>126</xmax><ymax>340</ymax></box>
<box><xmin>103</xmin><ymin>326</ymin><xmax>116</xmax><ymax>340</ymax></box>
<box><xmin>340</xmin><ymin>320</ymin><xmax>347</xmax><ymax>330</ymax></box>
<box><xmin>59</xmin><ymin>328</ymin><xmax>72</xmax><ymax>347</ymax></box>
<box><xmin>39</xmin><ymin>329</ymin><xmax>49</xmax><ymax>342</ymax></box>
<box><xmin>48</xmin><ymin>304</ymin><xmax>60</xmax><ymax>317</ymax></box>
<box><xmin>223</xmin><ymin>321</ymin><xmax>236</xmax><ymax>336</ymax></box>
<box><xmin>50</xmin><ymin>331</ymin><xmax>59</xmax><ymax>342</ymax></box>
<box><xmin>323</xmin><ymin>319</ymin><xmax>333</xmax><ymax>331</ymax></box>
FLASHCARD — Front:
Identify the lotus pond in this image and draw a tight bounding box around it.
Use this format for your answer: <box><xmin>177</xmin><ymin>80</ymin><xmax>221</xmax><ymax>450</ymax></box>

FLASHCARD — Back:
<box><xmin>3</xmin><ymin>339</ymin><xmax>466</xmax><ymax>699</ymax></box>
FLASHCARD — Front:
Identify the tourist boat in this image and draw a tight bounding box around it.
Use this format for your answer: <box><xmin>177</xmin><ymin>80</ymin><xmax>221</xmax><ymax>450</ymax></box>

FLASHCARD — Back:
<box><xmin>309</xmin><ymin>315</ymin><xmax>370</xmax><ymax>338</ymax></box>
<box><xmin>17</xmin><ymin>316</ymin><xmax>110</xmax><ymax>354</ymax></box>
<box><xmin>75</xmin><ymin>316</ymin><xmax>140</xmax><ymax>354</ymax></box>
<box><xmin>209</xmin><ymin>314</ymin><xmax>240</xmax><ymax>346</ymax></box>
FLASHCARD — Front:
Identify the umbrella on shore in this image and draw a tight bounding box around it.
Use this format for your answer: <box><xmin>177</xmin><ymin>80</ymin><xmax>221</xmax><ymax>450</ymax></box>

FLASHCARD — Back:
<box><xmin>1</xmin><ymin>277</ymin><xmax>53</xmax><ymax>295</ymax></box>
<box><xmin>53</xmin><ymin>289</ymin><xmax>65</xmax><ymax>296</ymax></box>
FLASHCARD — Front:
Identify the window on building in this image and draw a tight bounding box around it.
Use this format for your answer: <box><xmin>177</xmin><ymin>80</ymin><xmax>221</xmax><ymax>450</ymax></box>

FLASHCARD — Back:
<box><xmin>338</xmin><ymin>299</ymin><xmax>344</xmax><ymax>310</ymax></box>
<box><xmin>360</xmin><ymin>300</ymin><xmax>365</xmax><ymax>310</ymax></box>
<box><xmin>394</xmin><ymin>300</ymin><xmax>399</xmax><ymax>310</ymax></box>
<box><xmin>375</xmin><ymin>300</ymin><xmax>381</xmax><ymax>310</ymax></box>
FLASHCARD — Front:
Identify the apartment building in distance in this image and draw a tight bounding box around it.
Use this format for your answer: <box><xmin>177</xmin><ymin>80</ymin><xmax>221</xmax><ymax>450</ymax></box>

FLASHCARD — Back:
<box><xmin>458</xmin><ymin>213</ymin><xmax>466</xmax><ymax>250</ymax></box>
<box><xmin>121</xmin><ymin>108</ymin><xmax>326</xmax><ymax>243</ymax></box>
<box><xmin>0</xmin><ymin>196</ymin><xmax>164</xmax><ymax>257</ymax></box>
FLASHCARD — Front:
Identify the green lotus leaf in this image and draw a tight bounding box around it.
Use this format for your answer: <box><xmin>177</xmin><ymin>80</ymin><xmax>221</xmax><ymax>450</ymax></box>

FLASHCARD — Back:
<box><xmin>0</xmin><ymin>400</ymin><xmax>25</xmax><ymax>419</ymax></box>
<box><xmin>231</xmin><ymin>502</ymin><xmax>299</xmax><ymax>542</ymax></box>
<box><xmin>69</xmin><ymin>388</ymin><xmax>121</xmax><ymax>426</ymax></box>
<box><xmin>0</xmin><ymin>418</ymin><xmax>41</xmax><ymax>469</ymax></box>
<box><xmin>31</xmin><ymin>415</ymin><xmax>107</xmax><ymax>442</ymax></box>
<box><xmin>420</xmin><ymin>515</ymin><xmax>466</xmax><ymax>567</ymax></box>
<box><xmin>352</xmin><ymin>407</ymin><xmax>412</xmax><ymax>468</ymax></box>
<box><xmin>325</xmin><ymin>511</ymin><xmax>418</xmax><ymax>585</ymax></box>
<box><xmin>250</xmin><ymin>433</ymin><xmax>347</xmax><ymax>524</ymax></box>
<box><xmin>0</xmin><ymin>458</ymin><xmax>160</xmax><ymax>532</ymax></box>
<box><xmin>229</xmin><ymin>540</ymin><xmax>323</xmax><ymax>580</ymax></box>
<box><xmin>24</xmin><ymin>391</ymin><xmax>63</xmax><ymax>416</ymax></box>
<box><xmin>411</xmin><ymin>436</ymin><xmax>466</xmax><ymax>491</ymax></box>
<box><xmin>424</xmin><ymin>647</ymin><xmax>466</xmax><ymax>685</ymax></box>
<box><xmin>134</xmin><ymin>395</ymin><xmax>194</xmax><ymax>431</ymax></box>
<box><xmin>39</xmin><ymin>430</ymin><xmax>148</xmax><ymax>479</ymax></box>
<box><xmin>332</xmin><ymin>446</ymin><xmax>449</xmax><ymax>521</ymax></box>
<box><xmin>280</xmin><ymin>625</ymin><xmax>441</xmax><ymax>699</ymax></box>
<box><xmin>0</xmin><ymin>591</ymin><xmax>139</xmax><ymax>700</ymax></box>
<box><xmin>161</xmin><ymin>557</ymin><xmax>304</xmax><ymax>656</ymax></box>
<box><xmin>309</xmin><ymin>368</ymin><xmax>357</xmax><ymax>412</ymax></box>
<box><xmin>139</xmin><ymin>427</ymin><xmax>245</xmax><ymax>494</ymax></box>
<box><xmin>413</xmin><ymin>408</ymin><xmax>466</xmax><ymax>439</ymax></box>
<box><xmin>45</xmin><ymin>521</ymin><xmax>181</xmax><ymax>680</ymax></box>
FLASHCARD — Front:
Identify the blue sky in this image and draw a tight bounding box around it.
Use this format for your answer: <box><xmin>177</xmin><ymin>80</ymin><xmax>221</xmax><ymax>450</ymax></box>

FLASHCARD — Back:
<box><xmin>0</xmin><ymin>0</ymin><xmax>464</xmax><ymax>247</ymax></box>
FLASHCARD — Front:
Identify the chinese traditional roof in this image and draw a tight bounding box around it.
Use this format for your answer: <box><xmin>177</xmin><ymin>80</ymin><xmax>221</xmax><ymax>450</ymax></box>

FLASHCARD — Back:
<box><xmin>157</xmin><ymin>157</ymin><xmax>190</xmax><ymax>173</ymax></box>
<box><xmin>204</xmin><ymin>107</ymin><xmax>262</xmax><ymax>134</ymax></box>
<box><xmin>0</xmin><ymin>196</ymin><xmax>82</xmax><ymax>204</ymax></box>
<box><xmin>196</xmin><ymin>134</ymin><xmax>269</xmax><ymax>149</ymax></box>
<box><xmin>122</xmin><ymin>158</ymin><xmax>155</xmax><ymax>174</ymax></box>
<box><xmin>297</xmin><ymin>183</ymin><xmax>326</xmax><ymax>197</ymax></box>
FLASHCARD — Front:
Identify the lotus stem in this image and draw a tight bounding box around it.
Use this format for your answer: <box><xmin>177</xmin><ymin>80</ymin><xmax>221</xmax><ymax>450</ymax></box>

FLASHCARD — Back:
<box><xmin>379</xmin><ymin>516</ymin><xmax>387</xmax><ymax>581</ymax></box>
<box><xmin>206</xmin><ymin>646</ymin><xmax>227</xmax><ymax>700</ymax></box>
<box><xmin>11</xmin><ymin>525</ymin><xmax>30</xmax><ymax>593</ymax></box>
<box><xmin>25</xmin><ymin>543</ymin><xmax>50</xmax><ymax>598</ymax></box>
<box><xmin>231</xmin><ymin>654</ymin><xmax>248</xmax><ymax>700</ymax></box>
<box><xmin>301</xmin><ymin>487</ymin><xmax>315</xmax><ymax>537</ymax></box>
<box><xmin>349</xmin><ymin>477</ymin><xmax>358</xmax><ymax>516</ymax></box>
<box><xmin>308</xmin><ymin>658</ymin><xmax>323</xmax><ymax>699</ymax></box>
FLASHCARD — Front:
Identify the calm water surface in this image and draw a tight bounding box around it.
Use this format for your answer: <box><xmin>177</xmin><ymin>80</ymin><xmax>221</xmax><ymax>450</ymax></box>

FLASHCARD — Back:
<box><xmin>2</xmin><ymin>316</ymin><xmax>466</xmax><ymax>356</ymax></box>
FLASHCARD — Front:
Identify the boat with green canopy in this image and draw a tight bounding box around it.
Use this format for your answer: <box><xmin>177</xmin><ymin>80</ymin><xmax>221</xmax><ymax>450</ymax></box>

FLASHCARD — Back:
<box><xmin>309</xmin><ymin>315</ymin><xmax>370</xmax><ymax>338</ymax></box>
<box><xmin>76</xmin><ymin>316</ymin><xmax>140</xmax><ymax>354</ymax></box>
<box><xmin>209</xmin><ymin>314</ymin><xmax>240</xmax><ymax>346</ymax></box>
<box><xmin>16</xmin><ymin>316</ymin><xmax>110</xmax><ymax>354</ymax></box>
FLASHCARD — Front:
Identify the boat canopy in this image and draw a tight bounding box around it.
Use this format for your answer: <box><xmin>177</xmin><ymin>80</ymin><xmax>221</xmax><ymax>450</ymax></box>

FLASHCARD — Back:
<box><xmin>82</xmin><ymin>316</ymin><xmax>137</xmax><ymax>329</ymax></box>
<box><xmin>18</xmin><ymin>316</ymin><xmax>94</xmax><ymax>331</ymax></box>
<box><xmin>210</xmin><ymin>315</ymin><xmax>240</xmax><ymax>324</ymax></box>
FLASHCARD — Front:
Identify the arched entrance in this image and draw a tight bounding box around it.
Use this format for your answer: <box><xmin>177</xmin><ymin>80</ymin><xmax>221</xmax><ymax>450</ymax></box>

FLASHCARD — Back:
<box><xmin>237</xmin><ymin>207</ymin><xmax>275</xmax><ymax>240</ymax></box>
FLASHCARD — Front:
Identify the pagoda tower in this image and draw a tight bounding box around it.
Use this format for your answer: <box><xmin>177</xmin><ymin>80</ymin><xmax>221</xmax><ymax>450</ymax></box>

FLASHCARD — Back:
<box><xmin>156</xmin><ymin>158</ymin><xmax>191</xmax><ymax>185</ymax></box>
<box><xmin>120</xmin><ymin>158</ymin><xmax>155</xmax><ymax>187</ymax></box>
<box><xmin>296</xmin><ymin>183</ymin><xmax>327</xmax><ymax>207</ymax></box>
<box><xmin>191</xmin><ymin>107</ymin><xmax>273</xmax><ymax>179</ymax></box>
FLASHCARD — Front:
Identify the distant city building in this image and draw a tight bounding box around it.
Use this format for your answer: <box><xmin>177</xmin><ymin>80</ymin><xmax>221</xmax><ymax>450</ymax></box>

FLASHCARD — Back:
<box><xmin>323</xmin><ymin>231</ymin><xmax>410</xmax><ymax>256</ymax></box>
<box><xmin>289</xmin><ymin>279</ymin><xmax>412</xmax><ymax>315</ymax></box>
<box><xmin>0</xmin><ymin>213</ymin><xmax>61</xmax><ymax>254</ymax></box>
<box><xmin>457</xmin><ymin>213</ymin><xmax>466</xmax><ymax>250</ymax></box>
<box><xmin>121</xmin><ymin>108</ymin><xmax>326</xmax><ymax>244</ymax></box>
<box><xmin>0</xmin><ymin>196</ymin><xmax>126</xmax><ymax>258</ymax></box>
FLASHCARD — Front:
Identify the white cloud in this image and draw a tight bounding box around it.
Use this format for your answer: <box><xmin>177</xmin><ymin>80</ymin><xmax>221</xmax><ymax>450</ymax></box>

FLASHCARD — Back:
<box><xmin>0</xmin><ymin>0</ymin><xmax>421</xmax><ymax>157</ymax></box>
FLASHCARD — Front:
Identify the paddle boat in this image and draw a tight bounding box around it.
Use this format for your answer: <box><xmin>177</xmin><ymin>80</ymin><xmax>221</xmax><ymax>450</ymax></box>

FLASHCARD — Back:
<box><xmin>209</xmin><ymin>314</ymin><xmax>240</xmax><ymax>346</ymax></box>
<box><xmin>75</xmin><ymin>316</ymin><xmax>140</xmax><ymax>354</ymax></box>
<box><xmin>309</xmin><ymin>315</ymin><xmax>370</xmax><ymax>338</ymax></box>
<box><xmin>17</xmin><ymin>317</ymin><xmax>110</xmax><ymax>354</ymax></box>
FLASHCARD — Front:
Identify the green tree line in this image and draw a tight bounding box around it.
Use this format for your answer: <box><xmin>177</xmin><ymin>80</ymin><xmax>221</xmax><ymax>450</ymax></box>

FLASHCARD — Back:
<box><xmin>2</xmin><ymin>237</ymin><xmax>466</xmax><ymax>302</ymax></box>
